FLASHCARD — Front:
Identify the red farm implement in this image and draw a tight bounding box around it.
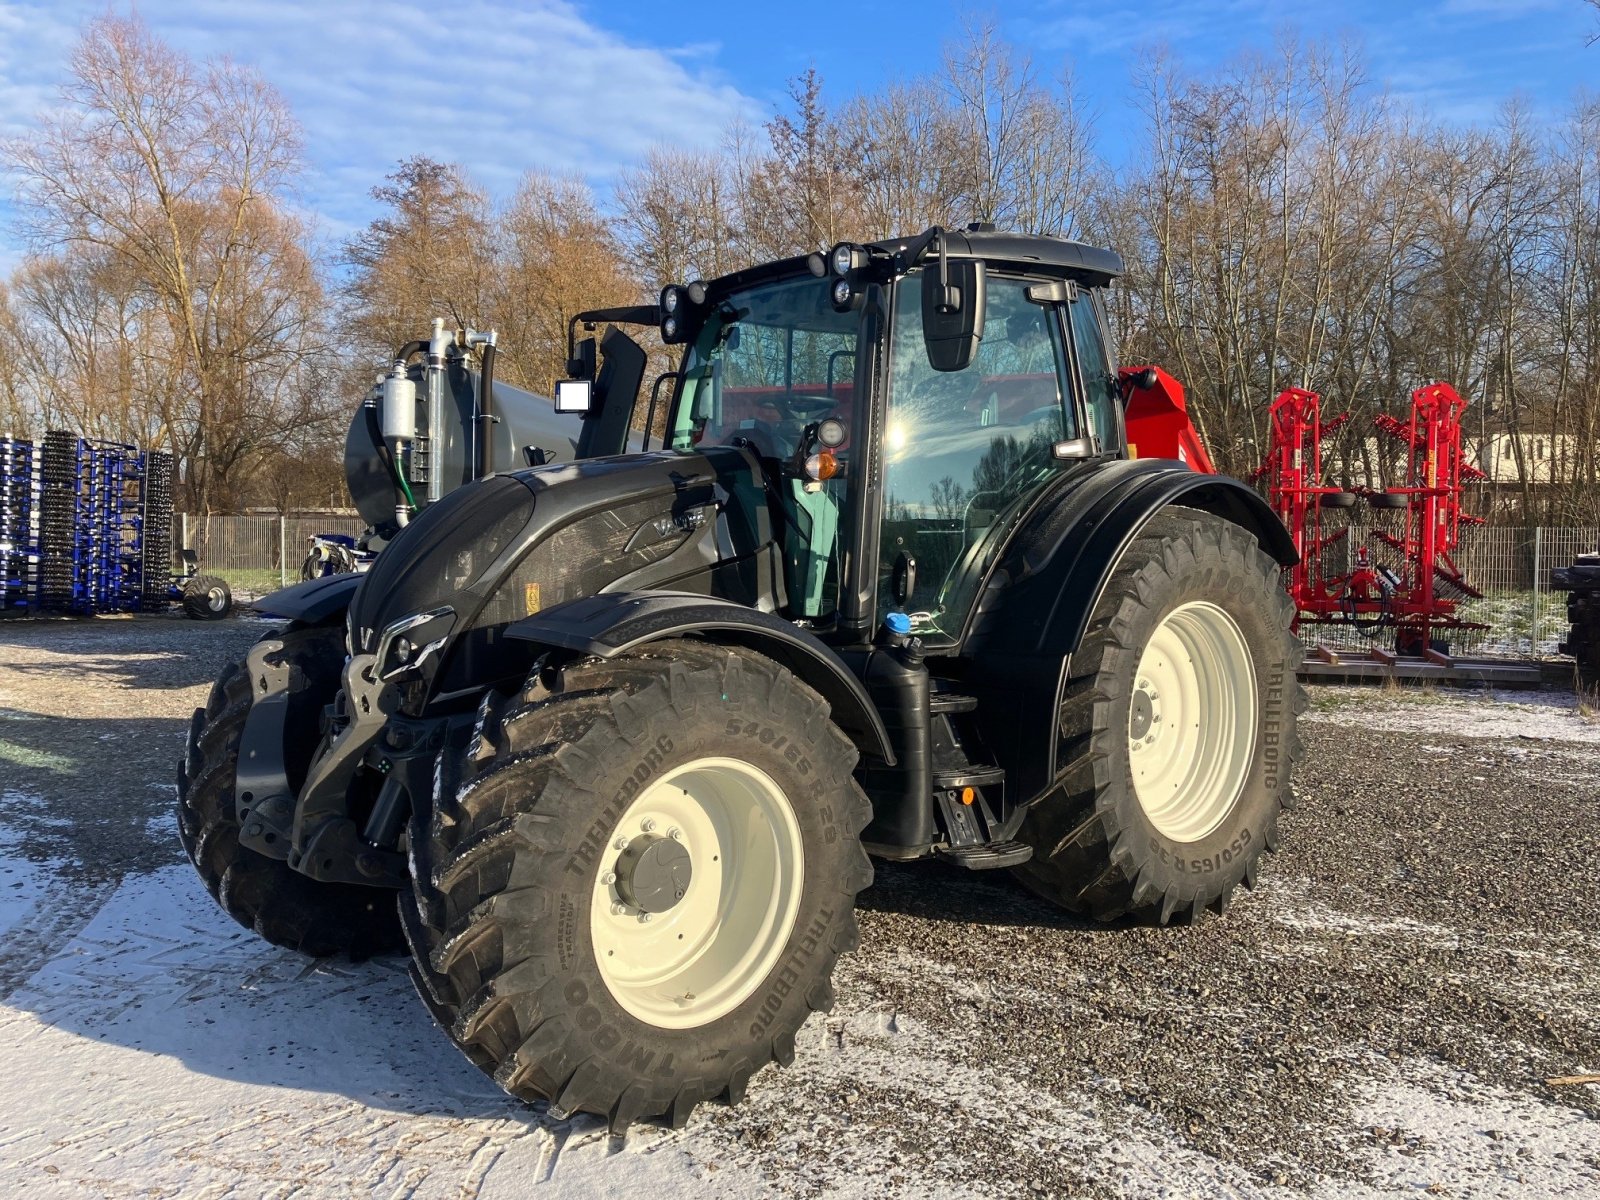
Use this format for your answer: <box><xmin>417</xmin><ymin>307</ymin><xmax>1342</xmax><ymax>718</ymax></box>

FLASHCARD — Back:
<box><xmin>1255</xmin><ymin>381</ymin><xmax>1491</xmax><ymax>659</ymax></box>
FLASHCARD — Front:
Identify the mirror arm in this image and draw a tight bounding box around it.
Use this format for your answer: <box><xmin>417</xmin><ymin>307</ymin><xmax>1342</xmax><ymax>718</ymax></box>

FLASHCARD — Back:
<box><xmin>643</xmin><ymin>371</ymin><xmax>681</xmax><ymax>452</ymax></box>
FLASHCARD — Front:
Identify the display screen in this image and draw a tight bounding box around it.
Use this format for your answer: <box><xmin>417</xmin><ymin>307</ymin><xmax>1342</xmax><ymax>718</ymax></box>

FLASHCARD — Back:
<box><xmin>554</xmin><ymin>380</ymin><xmax>592</xmax><ymax>413</ymax></box>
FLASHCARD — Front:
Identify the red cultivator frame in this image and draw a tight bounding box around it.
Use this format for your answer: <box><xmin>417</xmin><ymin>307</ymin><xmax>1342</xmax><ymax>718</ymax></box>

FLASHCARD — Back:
<box><xmin>1255</xmin><ymin>381</ymin><xmax>1488</xmax><ymax>655</ymax></box>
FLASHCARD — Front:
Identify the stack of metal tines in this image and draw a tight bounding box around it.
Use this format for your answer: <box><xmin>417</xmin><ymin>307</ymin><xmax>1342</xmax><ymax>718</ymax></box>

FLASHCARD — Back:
<box><xmin>0</xmin><ymin>436</ymin><xmax>38</xmax><ymax>613</ymax></box>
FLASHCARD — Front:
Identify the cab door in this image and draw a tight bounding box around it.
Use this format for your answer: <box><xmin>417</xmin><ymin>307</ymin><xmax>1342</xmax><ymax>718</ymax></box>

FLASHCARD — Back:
<box><xmin>875</xmin><ymin>271</ymin><xmax>1086</xmax><ymax>644</ymax></box>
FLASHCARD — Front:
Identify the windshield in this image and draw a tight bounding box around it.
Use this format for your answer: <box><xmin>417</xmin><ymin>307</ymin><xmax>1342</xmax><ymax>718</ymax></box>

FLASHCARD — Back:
<box><xmin>668</xmin><ymin>275</ymin><xmax>861</xmax><ymax>622</ymax></box>
<box><xmin>669</xmin><ymin>275</ymin><xmax>860</xmax><ymax>459</ymax></box>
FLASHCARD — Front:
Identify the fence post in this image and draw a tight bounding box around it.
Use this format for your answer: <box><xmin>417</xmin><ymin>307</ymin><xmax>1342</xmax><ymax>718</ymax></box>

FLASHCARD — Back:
<box><xmin>278</xmin><ymin>515</ymin><xmax>287</xmax><ymax>588</ymax></box>
<box><xmin>180</xmin><ymin>511</ymin><xmax>188</xmax><ymax>555</ymax></box>
<box><xmin>1533</xmin><ymin>526</ymin><xmax>1543</xmax><ymax>656</ymax></box>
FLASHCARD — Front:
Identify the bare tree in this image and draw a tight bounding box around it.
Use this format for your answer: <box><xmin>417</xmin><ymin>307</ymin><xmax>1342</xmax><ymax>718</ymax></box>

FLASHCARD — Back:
<box><xmin>4</xmin><ymin>14</ymin><xmax>329</xmax><ymax>512</ymax></box>
<box><xmin>344</xmin><ymin>155</ymin><xmax>495</xmax><ymax>361</ymax></box>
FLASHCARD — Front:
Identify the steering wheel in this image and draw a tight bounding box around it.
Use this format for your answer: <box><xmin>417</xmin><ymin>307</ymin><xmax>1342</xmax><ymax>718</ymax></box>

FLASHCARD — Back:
<box><xmin>782</xmin><ymin>393</ymin><xmax>839</xmax><ymax>419</ymax></box>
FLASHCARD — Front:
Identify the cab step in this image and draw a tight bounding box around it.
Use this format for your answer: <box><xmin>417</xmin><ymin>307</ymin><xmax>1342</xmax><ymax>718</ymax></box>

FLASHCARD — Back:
<box><xmin>936</xmin><ymin>840</ymin><xmax>1033</xmax><ymax>870</ymax></box>
<box><xmin>933</xmin><ymin>765</ymin><xmax>1005</xmax><ymax>790</ymax></box>
<box><xmin>930</xmin><ymin>691</ymin><xmax>978</xmax><ymax>714</ymax></box>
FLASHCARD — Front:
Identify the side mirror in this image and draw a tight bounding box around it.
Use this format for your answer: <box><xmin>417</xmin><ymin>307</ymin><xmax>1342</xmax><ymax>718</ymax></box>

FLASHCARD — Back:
<box><xmin>922</xmin><ymin>259</ymin><xmax>986</xmax><ymax>373</ymax></box>
<box><xmin>523</xmin><ymin>445</ymin><xmax>554</xmax><ymax>467</ymax></box>
<box><xmin>566</xmin><ymin>336</ymin><xmax>597</xmax><ymax>382</ymax></box>
<box><xmin>554</xmin><ymin>379</ymin><xmax>593</xmax><ymax>414</ymax></box>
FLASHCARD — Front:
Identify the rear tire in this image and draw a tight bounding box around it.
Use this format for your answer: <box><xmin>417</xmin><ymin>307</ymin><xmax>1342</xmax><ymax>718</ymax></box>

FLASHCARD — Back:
<box><xmin>183</xmin><ymin>574</ymin><xmax>233</xmax><ymax>620</ymax></box>
<box><xmin>1012</xmin><ymin>509</ymin><xmax>1306</xmax><ymax>923</ymax></box>
<box><xmin>1565</xmin><ymin>591</ymin><xmax>1600</xmax><ymax>690</ymax></box>
<box><xmin>401</xmin><ymin>640</ymin><xmax>873</xmax><ymax>1133</ymax></box>
<box><xmin>176</xmin><ymin>625</ymin><xmax>402</xmax><ymax>957</ymax></box>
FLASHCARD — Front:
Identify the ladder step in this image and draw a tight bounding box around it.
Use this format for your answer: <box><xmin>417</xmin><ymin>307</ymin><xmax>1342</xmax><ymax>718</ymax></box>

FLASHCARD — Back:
<box><xmin>930</xmin><ymin>692</ymin><xmax>978</xmax><ymax>714</ymax></box>
<box><xmin>937</xmin><ymin>840</ymin><xmax>1033</xmax><ymax>870</ymax></box>
<box><xmin>933</xmin><ymin>765</ymin><xmax>1004</xmax><ymax>790</ymax></box>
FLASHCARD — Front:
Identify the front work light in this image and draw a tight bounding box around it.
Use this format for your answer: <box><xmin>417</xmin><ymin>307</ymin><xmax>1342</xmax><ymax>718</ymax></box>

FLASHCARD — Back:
<box><xmin>830</xmin><ymin>244</ymin><xmax>857</xmax><ymax>277</ymax></box>
<box><xmin>661</xmin><ymin>285</ymin><xmax>682</xmax><ymax>315</ymax></box>
<box><xmin>832</xmin><ymin>279</ymin><xmax>852</xmax><ymax>307</ymax></box>
<box><xmin>663</xmin><ymin>316</ymin><xmax>679</xmax><ymax>341</ymax></box>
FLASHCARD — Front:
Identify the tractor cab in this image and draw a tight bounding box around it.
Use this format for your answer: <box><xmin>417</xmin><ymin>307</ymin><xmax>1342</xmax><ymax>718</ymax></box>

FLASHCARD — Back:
<box><xmin>567</xmin><ymin>225</ymin><xmax>1129</xmax><ymax>647</ymax></box>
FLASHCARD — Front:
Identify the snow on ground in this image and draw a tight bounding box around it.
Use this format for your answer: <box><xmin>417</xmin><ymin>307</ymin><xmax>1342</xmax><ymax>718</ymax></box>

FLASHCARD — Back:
<box><xmin>1304</xmin><ymin>684</ymin><xmax>1600</xmax><ymax>743</ymax></box>
<box><xmin>0</xmin><ymin>864</ymin><xmax>772</xmax><ymax>1200</ymax></box>
<box><xmin>2</xmin><ymin>620</ymin><xmax>1597</xmax><ymax>1197</ymax></box>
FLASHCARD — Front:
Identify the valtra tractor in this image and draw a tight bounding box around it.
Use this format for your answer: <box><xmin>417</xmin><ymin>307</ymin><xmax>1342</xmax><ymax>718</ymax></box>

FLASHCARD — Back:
<box><xmin>178</xmin><ymin>226</ymin><xmax>1305</xmax><ymax>1133</ymax></box>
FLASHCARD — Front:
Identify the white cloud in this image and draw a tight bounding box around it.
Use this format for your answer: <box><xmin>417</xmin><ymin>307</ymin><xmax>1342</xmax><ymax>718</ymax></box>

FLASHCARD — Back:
<box><xmin>0</xmin><ymin>0</ymin><xmax>762</xmax><ymax>262</ymax></box>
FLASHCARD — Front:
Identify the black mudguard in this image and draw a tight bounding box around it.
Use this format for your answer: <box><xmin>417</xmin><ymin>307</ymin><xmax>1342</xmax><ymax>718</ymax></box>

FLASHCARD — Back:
<box><xmin>506</xmin><ymin>591</ymin><xmax>896</xmax><ymax>766</ymax></box>
<box><xmin>961</xmin><ymin>460</ymin><xmax>1295</xmax><ymax>807</ymax></box>
<box><xmin>253</xmin><ymin>572</ymin><xmax>362</xmax><ymax>624</ymax></box>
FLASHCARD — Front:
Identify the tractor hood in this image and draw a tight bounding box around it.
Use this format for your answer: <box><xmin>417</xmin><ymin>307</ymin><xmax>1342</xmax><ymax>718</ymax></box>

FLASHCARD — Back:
<box><xmin>346</xmin><ymin>446</ymin><xmax>773</xmax><ymax>694</ymax></box>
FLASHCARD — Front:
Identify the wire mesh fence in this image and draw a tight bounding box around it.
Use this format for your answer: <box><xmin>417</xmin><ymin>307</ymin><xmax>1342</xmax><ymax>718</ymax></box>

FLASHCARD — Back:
<box><xmin>173</xmin><ymin>510</ymin><xmax>1596</xmax><ymax>658</ymax></box>
<box><xmin>178</xmin><ymin>513</ymin><xmax>368</xmax><ymax>597</ymax></box>
<box><xmin>1296</xmin><ymin>520</ymin><xmax>1597</xmax><ymax>659</ymax></box>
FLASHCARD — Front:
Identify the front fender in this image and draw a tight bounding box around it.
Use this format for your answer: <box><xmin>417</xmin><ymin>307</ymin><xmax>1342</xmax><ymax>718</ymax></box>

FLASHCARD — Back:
<box><xmin>506</xmin><ymin>591</ymin><xmax>896</xmax><ymax>766</ymax></box>
<box><xmin>252</xmin><ymin>572</ymin><xmax>362</xmax><ymax>624</ymax></box>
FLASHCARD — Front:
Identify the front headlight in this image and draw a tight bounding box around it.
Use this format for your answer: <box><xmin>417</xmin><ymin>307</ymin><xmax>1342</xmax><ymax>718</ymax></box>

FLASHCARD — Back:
<box><xmin>375</xmin><ymin>607</ymin><xmax>456</xmax><ymax>680</ymax></box>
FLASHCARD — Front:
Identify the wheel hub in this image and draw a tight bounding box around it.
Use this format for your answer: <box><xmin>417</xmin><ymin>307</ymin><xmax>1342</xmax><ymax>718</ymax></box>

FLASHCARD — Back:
<box><xmin>1129</xmin><ymin>689</ymin><xmax>1155</xmax><ymax>740</ymax></box>
<box><xmin>589</xmin><ymin>757</ymin><xmax>805</xmax><ymax>1030</ymax></box>
<box><xmin>614</xmin><ymin>834</ymin><xmax>692</xmax><ymax>914</ymax></box>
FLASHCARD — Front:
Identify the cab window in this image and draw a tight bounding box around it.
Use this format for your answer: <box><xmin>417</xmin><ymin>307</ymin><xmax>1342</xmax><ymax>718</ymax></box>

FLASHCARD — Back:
<box><xmin>878</xmin><ymin>272</ymin><xmax>1076</xmax><ymax>642</ymax></box>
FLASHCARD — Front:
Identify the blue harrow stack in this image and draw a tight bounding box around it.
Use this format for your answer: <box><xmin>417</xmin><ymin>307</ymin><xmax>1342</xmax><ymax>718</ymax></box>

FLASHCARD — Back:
<box><xmin>2</xmin><ymin>431</ymin><xmax>179</xmax><ymax>616</ymax></box>
<box><xmin>1</xmin><ymin>436</ymin><xmax>37</xmax><ymax>611</ymax></box>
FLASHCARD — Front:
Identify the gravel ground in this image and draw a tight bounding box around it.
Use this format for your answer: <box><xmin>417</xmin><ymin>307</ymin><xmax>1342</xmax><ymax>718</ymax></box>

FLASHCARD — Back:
<box><xmin>0</xmin><ymin>616</ymin><xmax>1596</xmax><ymax>1198</ymax></box>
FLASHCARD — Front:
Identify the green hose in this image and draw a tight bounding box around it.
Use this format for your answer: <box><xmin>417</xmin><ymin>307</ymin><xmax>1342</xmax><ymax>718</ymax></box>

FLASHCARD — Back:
<box><xmin>394</xmin><ymin>454</ymin><xmax>418</xmax><ymax>512</ymax></box>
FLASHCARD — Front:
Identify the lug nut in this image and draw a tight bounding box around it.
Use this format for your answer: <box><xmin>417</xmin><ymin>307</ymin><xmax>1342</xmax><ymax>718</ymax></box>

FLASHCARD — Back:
<box><xmin>611</xmin><ymin>902</ymin><xmax>628</xmax><ymax>916</ymax></box>
<box><xmin>601</xmin><ymin>871</ymin><xmax>617</xmax><ymax>886</ymax></box>
<box><xmin>640</xmin><ymin>818</ymin><xmax>656</xmax><ymax>833</ymax></box>
<box><xmin>613</xmin><ymin>836</ymin><xmax>628</xmax><ymax>850</ymax></box>
<box><xmin>638</xmin><ymin>913</ymin><xmax>652</xmax><ymax>924</ymax></box>
<box><xmin>668</xmin><ymin>827</ymin><xmax>682</xmax><ymax>841</ymax></box>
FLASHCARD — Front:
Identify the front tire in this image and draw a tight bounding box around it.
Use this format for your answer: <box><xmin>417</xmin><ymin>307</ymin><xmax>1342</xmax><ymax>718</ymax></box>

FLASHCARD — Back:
<box><xmin>1013</xmin><ymin>509</ymin><xmax>1305</xmax><ymax>923</ymax></box>
<box><xmin>401</xmin><ymin>640</ymin><xmax>873</xmax><ymax>1133</ymax></box>
<box><xmin>176</xmin><ymin>625</ymin><xmax>403</xmax><ymax>957</ymax></box>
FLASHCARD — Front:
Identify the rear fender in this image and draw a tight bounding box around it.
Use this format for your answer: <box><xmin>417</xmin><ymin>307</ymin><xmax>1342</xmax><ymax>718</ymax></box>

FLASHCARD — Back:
<box><xmin>962</xmin><ymin>460</ymin><xmax>1294</xmax><ymax>806</ymax></box>
<box><xmin>506</xmin><ymin>591</ymin><xmax>895</xmax><ymax>766</ymax></box>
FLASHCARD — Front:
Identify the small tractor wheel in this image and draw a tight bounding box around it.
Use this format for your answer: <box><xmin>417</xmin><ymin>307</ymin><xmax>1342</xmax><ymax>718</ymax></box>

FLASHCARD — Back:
<box><xmin>183</xmin><ymin>574</ymin><xmax>233</xmax><ymax>620</ymax></box>
<box><xmin>401</xmin><ymin>640</ymin><xmax>873</xmax><ymax>1134</ymax></box>
<box><xmin>1366</xmin><ymin>492</ymin><xmax>1409</xmax><ymax>510</ymax></box>
<box><xmin>1013</xmin><ymin>509</ymin><xmax>1306</xmax><ymax>924</ymax></box>
<box><xmin>176</xmin><ymin>625</ymin><xmax>402</xmax><ymax>957</ymax></box>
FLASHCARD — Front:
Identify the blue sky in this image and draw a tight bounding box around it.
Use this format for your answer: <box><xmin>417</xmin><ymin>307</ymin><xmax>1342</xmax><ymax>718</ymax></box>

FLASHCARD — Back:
<box><xmin>0</xmin><ymin>0</ymin><xmax>1595</xmax><ymax>270</ymax></box>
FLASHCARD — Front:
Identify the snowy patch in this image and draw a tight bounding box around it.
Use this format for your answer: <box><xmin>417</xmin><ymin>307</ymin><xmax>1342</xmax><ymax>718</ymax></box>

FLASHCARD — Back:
<box><xmin>1305</xmin><ymin>688</ymin><xmax>1600</xmax><ymax>743</ymax></box>
<box><xmin>1347</xmin><ymin>1059</ymin><xmax>1600</xmax><ymax>1198</ymax></box>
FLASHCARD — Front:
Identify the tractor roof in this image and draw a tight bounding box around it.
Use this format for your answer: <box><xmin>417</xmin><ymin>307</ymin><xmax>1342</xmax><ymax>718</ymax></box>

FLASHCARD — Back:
<box><xmin>872</xmin><ymin>226</ymin><xmax>1125</xmax><ymax>283</ymax></box>
<box><xmin>703</xmin><ymin>227</ymin><xmax>1124</xmax><ymax>298</ymax></box>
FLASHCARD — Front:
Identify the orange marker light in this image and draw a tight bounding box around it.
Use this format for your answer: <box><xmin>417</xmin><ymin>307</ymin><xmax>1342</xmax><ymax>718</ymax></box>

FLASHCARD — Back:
<box><xmin>805</xmin><ymin>451</ymin><xmax>839</xmax><ymax>481</ymax></box>
<box><xmin>960</xmin><ymin>787</ymin><xmax>975</xmax><ymax>806</ymax></box>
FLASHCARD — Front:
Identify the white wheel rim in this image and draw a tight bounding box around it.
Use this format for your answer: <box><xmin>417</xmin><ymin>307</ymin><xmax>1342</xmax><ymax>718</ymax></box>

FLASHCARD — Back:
<box><xmin>1127</xmin><ymin>601</ymin><xmax>1257</xmax><ymax>842</ymax></box>
<box><xmin>590</xmin><ymin>756</ymin><xmax>804</xmax><ymax>1029</ymax></box>
<box><xmin>208</xmin><ymin>588</ymin><xmax>227</xmax><ymax>611</ymax></box>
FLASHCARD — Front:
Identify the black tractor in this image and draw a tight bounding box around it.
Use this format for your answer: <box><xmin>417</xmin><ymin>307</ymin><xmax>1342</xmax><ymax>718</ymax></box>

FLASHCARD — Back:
<box><xmin>1554</xmin><ymin>541</ymin><xmax>1600</xmax><ymax>689</ymax></box>
<box><xmin>178</xmin><ymin>225</ymin><xmax>1305</xmax><ymax>1133</ymax></box>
